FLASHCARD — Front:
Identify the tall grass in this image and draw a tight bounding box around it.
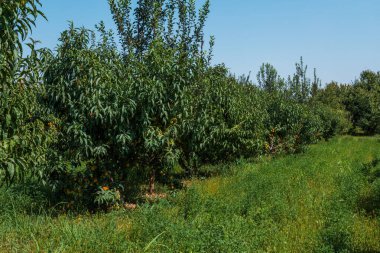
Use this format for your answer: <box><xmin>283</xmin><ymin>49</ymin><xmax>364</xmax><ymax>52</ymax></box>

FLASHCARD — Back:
<box><xmin>0</xmin><ymin>136</ymin><xmax>379</xmax><ymax>252</ymax></box>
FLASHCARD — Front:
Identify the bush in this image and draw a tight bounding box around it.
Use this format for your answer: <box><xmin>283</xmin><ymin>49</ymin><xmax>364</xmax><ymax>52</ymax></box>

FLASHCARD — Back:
<box><xmin>263</xmin><ymin>94</ymin><xmax>318</xmax><ymax>154</ymax></box>
<box><xmin>312</xmin><ymin>103</ymin><xmax>351</xmax><ymax>139</ymax></box>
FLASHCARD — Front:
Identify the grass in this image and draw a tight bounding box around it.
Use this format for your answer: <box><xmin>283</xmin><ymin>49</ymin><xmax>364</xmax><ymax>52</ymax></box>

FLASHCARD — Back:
<box><xmin>1</xmin><ymin>136</ymin><xmax>380</xmax><ymax>252</ymax></box>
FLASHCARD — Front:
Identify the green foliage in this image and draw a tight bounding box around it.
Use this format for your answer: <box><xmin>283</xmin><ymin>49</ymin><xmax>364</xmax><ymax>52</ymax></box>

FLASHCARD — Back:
<box><xmin>256</xmin><ymin>61</ymin><xmax>346</xmax><ymax>154</ymax></box>
<box><xmin>316</xmin><ymin>71</ymin><xmax>380</xmax><ymax>135</ymax></box>
<box><xmin>263</xmin><ymin>94</ymin><xmax>315</xmax><ymax>153</ymax></box>
<box><xmin>42</xmin><ymin>22</ymin><xmax>134</xmax><ymax>204</ymax></box>
<box><xmin>315</xmin><ymin>81</ymin><xmax>348</xmax><ymax>109</ymax></box>
<box><xmin>257</xmin><ymin>63</ymin><xmax>284</xmax><ymax>93</ymax></box>
<box><xmin>95</xmin><ymin>186</ymin><xmax>122</xmax><ymax>208</ymax></box>
<box><xmin>0</xmin><ymin>0</ymin><xmax>55</xmax><ymax>185</ymax></box>
<box><xmin>183</xmin><ymin>66</ymin><xmax>266</xmax><ymax>165</ymax></box>
<box><xmin>312</xmin><ymin>103</ymin><xmax>351</xmax><ymax>139</ymax></box>
<box><xmin>287</xmin><ymin>57</ymin><xmax>312</xmax><ymax>102</ymax></box>
<box><xmin>345</xmin><ymin>71</ymin><xmax>380</xmax><ymax>135</ymax></box>
<box><xmin>0</xmin><ymin>0</ymin><xmax>45</xmax><ymax>82</ymax></box>
<box><xmin>311</xmin><ymin>68</ymin><xmax>321</xmax><ymax>98</ymax></box>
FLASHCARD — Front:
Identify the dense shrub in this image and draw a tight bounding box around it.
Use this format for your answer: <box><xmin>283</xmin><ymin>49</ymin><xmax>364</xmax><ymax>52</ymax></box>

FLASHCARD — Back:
<box><xmin>183</xmin><ymin>66</ymin><xmax>266</xmax><ymax>165</ymax></box>
<box><xmin>316</xmin><ymin>72</ymin><xmax>380</xmax><ymax>135</ymax></box>
<box><xmin>345</xmin><ymin>71</ymin><xmax>380</xmax><ymax>135</ymax></box>
<box><xmin>263</xmin><ymin>95</ymin><xmax>312</xmax><ymax>153</ymax></box>
<box><xmin>311</xmin><ymin>103</ymin><xmax>351</xmax><ymax>139</ymax></box>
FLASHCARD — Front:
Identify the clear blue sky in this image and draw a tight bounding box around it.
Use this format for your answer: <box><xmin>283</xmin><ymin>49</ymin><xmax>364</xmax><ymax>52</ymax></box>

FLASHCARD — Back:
<box><xmin>32</xmin><ymin>0</ymin><xmax>380</xmax><ymax>84</ymax></box>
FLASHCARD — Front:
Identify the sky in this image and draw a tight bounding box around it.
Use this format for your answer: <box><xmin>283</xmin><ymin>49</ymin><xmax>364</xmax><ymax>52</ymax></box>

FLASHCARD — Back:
<box><xmin>31</xmin><ymin>0</ymin><xmax>380</xmax><ymax>85</ymax></box>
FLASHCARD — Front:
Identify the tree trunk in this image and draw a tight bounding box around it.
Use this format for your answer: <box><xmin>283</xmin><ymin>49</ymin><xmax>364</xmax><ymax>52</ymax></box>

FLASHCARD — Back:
<box><xmin>149</xmin><ymin>168</ymin><xmax>155</xmax><ymax>195</ymax></box>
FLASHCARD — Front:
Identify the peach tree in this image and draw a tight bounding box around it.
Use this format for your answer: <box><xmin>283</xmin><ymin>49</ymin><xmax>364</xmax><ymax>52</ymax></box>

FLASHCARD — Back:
<box><xmin>0</xmin><ymin>0</ymin><xmax>55</xmax><ymax>185</ymax></box>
